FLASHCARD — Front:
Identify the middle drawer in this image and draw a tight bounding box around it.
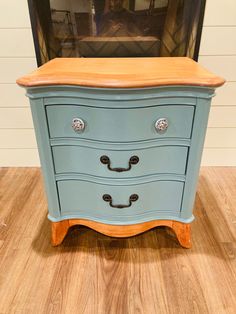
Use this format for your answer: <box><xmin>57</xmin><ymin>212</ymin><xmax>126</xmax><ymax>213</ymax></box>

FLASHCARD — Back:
<box><xmin>52</xmin><ymin>144</ymin><xmax>188</xmax><ymax>177</ymax></box>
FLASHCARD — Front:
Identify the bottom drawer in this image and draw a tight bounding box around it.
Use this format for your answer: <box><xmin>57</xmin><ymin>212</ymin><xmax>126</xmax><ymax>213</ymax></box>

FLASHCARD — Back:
<box><xmin>57</xmin><ymin>180</ymin><xmax>184</xmax><ymax>224</ymax></box>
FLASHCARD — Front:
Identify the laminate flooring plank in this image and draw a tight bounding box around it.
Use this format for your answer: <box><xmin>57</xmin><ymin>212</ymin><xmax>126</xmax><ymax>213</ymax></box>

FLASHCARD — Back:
<box><xmin>0</xmin><ymin>167</ymin><xmax>236</xmax><ymax>314</ymax></box>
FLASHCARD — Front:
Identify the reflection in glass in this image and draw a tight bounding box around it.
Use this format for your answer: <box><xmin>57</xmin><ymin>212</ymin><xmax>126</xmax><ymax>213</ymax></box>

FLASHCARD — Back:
<box><xmin>29</xmin><ymin>0</ymin><xmax>205</xmax><ymax>65</ymax></box>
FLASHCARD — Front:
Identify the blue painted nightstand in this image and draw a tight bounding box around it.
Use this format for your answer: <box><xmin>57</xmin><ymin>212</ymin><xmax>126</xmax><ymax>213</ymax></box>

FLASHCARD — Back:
<box><xmin>17</xmin><ymin>57</ymin><xmax>225</xmax><ymax>247</ymax></box>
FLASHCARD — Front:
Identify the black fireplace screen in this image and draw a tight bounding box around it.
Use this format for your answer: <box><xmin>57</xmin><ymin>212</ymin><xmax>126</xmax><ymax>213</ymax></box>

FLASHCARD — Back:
<box><xmin>28</xmin><ymin>0</ymin><xmax>206</xmax><ymax>66</ymax></box>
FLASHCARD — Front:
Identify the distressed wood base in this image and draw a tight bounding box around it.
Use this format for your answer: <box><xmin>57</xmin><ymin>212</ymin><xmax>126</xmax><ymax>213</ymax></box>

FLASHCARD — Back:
<box><xmin>51</xmin><ymin>219</ymin><xmax>191</xmax><ymax>248</ymax></box>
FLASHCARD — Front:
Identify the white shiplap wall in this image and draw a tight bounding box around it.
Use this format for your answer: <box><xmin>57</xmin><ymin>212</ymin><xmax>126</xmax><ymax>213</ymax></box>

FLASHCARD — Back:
<box><xmin>0</xmin><ymin>0</ymin><xmax>38</xmax><ymax>166</ymax></box>
<box><xmin>199</xmin><ymin>0</ymin><xmax>236</xmax><ymax>165</ymax></box>
<box><xmin>0</xmin><ymin>0</ymin><xmax>235</xmax><ymax>166</ymax></box>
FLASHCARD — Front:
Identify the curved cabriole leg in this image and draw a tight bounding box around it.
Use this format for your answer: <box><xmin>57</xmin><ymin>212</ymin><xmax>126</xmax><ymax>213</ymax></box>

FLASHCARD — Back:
<box><xmin>51</xmin><ymin>220</ymin><xmax>70</xmax><ymax>246</ymax></box>
<box><xmin>171</xmin><ymin>221</ymin><xmax>191</xmax><ymax>249</ymax></box>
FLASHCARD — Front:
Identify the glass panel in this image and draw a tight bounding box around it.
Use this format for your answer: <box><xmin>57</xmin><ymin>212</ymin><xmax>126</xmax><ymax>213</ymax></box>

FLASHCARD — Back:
<box><xmin>29</xmin><ymin>0</ymin><xmax>205</xmax><ymax>65</ymax></box>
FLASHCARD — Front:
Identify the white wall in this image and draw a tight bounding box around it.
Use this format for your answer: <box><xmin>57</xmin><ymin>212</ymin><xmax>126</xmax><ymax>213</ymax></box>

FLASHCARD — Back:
<box><xmin>0</xmin><ymin>0</ymin><xmax>38</xmax><ymax>166</ymax></box>
<box><xmin>0</xmin><ymin>0</ymin><xmax>235</xmax><ymax>166</ymax></box>
<box><xmin>199</xmin><ymin>0</ymin><xmax>236</xmax><ymax>165</ymax></box>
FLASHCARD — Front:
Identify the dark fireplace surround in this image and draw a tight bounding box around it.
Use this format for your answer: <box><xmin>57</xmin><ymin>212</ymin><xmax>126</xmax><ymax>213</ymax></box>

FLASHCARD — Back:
<box><xmin>28</xmin><ymin>0</ymin><xmax>206</xmax><ymax>66</ymax></box>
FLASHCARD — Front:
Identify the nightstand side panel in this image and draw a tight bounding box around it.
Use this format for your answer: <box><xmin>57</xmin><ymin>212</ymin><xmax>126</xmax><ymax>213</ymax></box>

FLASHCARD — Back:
<box><xmin>30</xmin><ymin>98</ymin><xmax>60</xmax><ymax>218</ymax></box>
<box><xmin>181</xmin><ymin>96</ymin><xmax>212</xmax><ymax>219</ymax></box>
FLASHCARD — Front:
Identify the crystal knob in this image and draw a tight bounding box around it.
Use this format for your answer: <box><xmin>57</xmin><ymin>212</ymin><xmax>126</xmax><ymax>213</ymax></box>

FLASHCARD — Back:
<box><xmin>72</xmin><ymin>118</ymin><xmax>85</xmax><ymax>132</ymax></box>
<box><xmin>155</xmin><ymin>118</ymin><xmax>169</xmax><ymax>133</ymax></box>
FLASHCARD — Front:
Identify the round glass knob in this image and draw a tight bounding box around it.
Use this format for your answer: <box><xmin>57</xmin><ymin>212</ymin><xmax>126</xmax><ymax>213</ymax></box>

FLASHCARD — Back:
<box><xmin>72</xmin><ymin>118</ymin><xmax>85</xmax><ymax>132</ymax></box>
<box><xmin>155</xmin><ymin>118</ymin><xmax>169</xmax><ymax>133</ymax></box>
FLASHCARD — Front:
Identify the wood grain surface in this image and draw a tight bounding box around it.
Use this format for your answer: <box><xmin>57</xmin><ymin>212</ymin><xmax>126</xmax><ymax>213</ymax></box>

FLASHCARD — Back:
<box><xmin>16</xmin><ymin>57</ymin><xmax>225</xmax><ymax>88</ymax></box>
<box><xmin>0</xmin><ymin>167</ymin><xmax>236</xmax><ymax>313</ymax></box>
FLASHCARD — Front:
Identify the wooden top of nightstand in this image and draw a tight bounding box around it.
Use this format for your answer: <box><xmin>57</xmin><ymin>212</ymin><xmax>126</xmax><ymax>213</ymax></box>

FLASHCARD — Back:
<box><xmin>17</xmin><ymin>57</ymin><xmax>225</xmax><ymax>88</ymax></box>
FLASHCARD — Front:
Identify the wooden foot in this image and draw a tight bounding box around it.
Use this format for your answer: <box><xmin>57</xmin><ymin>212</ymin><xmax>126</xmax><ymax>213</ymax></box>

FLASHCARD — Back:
<box><xmin>51</xmin><ymin>219</ymin><xmax>191</xmax><ymax>248</ymax></box>
<box><xmin>170</xmin><ymin>221</ymin><xmax>191</xmax><ymax>249</ymax></box>
<box><xmin>51</xmin><ymin>220</ymin><xmax>70</xmax><ymax>246</ymax></box>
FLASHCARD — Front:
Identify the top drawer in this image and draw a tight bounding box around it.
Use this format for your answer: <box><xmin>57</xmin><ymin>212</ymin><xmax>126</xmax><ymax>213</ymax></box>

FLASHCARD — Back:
<box><xmin>46</xmin><ymin>104</ymin><xmax>194</xmax><ymax>142</ymax></box>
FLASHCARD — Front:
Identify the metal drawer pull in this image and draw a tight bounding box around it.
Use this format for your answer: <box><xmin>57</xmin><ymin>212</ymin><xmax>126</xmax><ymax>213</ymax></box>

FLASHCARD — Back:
<box><xmin>102</xmin><ymin>194</ymin><xmax>139</xmax><ymax>209</ymax></box>
<box><xmin>72</xmin><ymin>118</ymin><xmax>85</xmax><ymax>132</ymax></box>
<box><xmin>100</xmin><ymin>155</ymin><xmax>139</xmax><ymax>172</ymax></box>
<box><xmin>155</xmin><ymin>118</ymin><xmax>169</xmax><ymax>133</ymax></box>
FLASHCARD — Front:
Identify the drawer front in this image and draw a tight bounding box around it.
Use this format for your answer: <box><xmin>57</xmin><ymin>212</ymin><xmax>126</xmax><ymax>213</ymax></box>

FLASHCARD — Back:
<box><xmin>52</xmin><ymin>145</ymin><xmax>188</xmax><ymax>177</ymax></box>
<box><xmin>57</xmin><ymin>180</ymin><xmax>184</xmax><ymax>223</ymax></box>
<box><xmin>47</xmin><ymin>105</ymin><xmax>194</xmax><ymax>142</ymax></box>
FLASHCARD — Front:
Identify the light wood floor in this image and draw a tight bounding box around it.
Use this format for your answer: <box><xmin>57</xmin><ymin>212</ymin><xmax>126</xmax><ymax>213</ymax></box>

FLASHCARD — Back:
<box><xmin>0</xmin><ymin>168</ymin><xmax>236</xmax><ymax>314</ymax></box>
